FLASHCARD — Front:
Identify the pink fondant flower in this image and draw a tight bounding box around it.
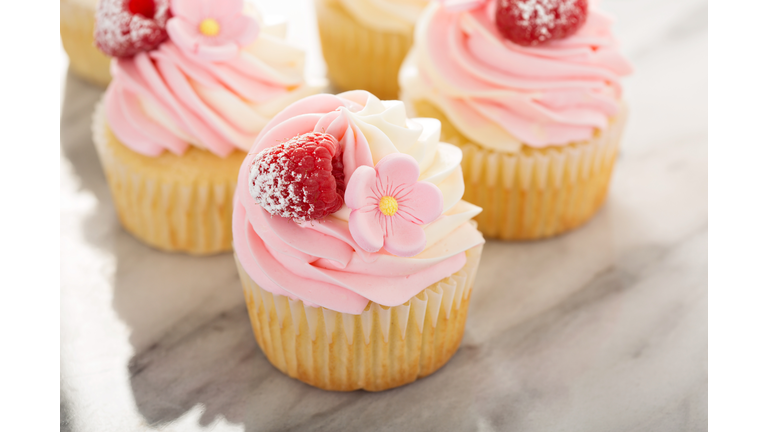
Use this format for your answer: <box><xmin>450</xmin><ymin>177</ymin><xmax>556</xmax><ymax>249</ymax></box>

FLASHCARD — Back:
<box><xmin>345</xmin><ymin>153</ymin><xmax>443</xmax><ymax>258</ymax></box>
<box><xmin>438</xmin><ymin>0</ymin><xmax>488</xmax><ymax>12</ymax></box>
<box><xmin>166</xmin><ymin>0</ymin><xmax>259</xmax><ymax>62</ymax></box>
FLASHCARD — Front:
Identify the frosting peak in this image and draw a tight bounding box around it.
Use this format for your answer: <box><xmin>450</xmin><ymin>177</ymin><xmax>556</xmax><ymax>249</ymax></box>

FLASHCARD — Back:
<box><xmin>104</xmin><ymin>1</ymin><xmax>325</xmax><ymax>157</ymax></box>
<box><xmin>233</xmin><ymin>91</ymin><xmax>484</xmax><ymax>314</ymax></box>
<box><xmin>400</xmin><ymin>2</ymin><xmax>632</xmax><ymax>151</ymax></box>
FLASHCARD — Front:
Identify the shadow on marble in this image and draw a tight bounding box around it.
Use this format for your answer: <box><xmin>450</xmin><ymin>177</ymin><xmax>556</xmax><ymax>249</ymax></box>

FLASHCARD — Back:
<box><xmin>60</xmin><ymin>70</ymin><xmax>113</xmax><ymax>250</ymax></box>
<box><xmin>60</xmin><ymin>386</ymin><xmax>74</xmax><ymax>432</ymax></box>
<box><xmin>114</xmin><ymin>184</ymin><xmax>705</xmax><ymax>431</ymax></box>
<box><xmin>113</xmin><ymin>212</ymin><xmax>697</xmax><ymax>432</ymax></box>
<box><xmin>112</xmin><ymin>217</ymin><xmax>626</xmax><ymax>432</ymax></box>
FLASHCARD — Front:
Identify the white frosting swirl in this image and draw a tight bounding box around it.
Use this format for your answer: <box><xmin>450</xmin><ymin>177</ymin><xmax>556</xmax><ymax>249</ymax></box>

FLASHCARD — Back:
<box><xmin>333</xmin><ymin>92</ymin><xmax>467</xmax><ymax>216</ymax></box>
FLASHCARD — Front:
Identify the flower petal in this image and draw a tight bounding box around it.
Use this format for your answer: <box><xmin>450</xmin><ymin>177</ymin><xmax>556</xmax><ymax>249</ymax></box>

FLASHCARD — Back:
<box><xmin>375</xmin><ymin>153</ymin><xmax>420</xmax><ymax>195</ymax></box>
<box><xmin>198</xmin><ymin>0</ymin><xmax>221</xmax><ymax>19</ymax></box>
<box><xmin>383</xmin><ymin>216</ymin><xmax>426</xmax><ymax>257</ymax></box>
<box><xmin>219</xmin><ymin>14</ymin><xmax>259</xmax><ymax>47</ymax></box>
<box><xmin>166</xmin><ymin>18</ymin><xmax>202</xmax><ymax>54</ymax></box>
<box><xmin>209</xmin><ymin>0</ymin><xmax>244</xmax><ymax>22</ymax></box>
<box><xmin>344</xmin><ymin>165</ymin><xmax>377</xmax><ymax>210</ymax></box>
<box><xmin>397</xmin><ymin>181</ymin><xmax>443</xmax><ymax>225</ymax></box>
<box><xmin>170</xmin><ymin>0</ymin><xmax>204</xmax><ymax>23</ymax></box>
<box><xmin>349</xmin><ymin>209</ymin><xmax>384</xmax><ymax>253</ymax></box>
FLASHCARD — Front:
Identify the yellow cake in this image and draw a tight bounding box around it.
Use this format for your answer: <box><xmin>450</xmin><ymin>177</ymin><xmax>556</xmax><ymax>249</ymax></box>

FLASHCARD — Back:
<box><xmin>60</xmin><ymin>0</ymin><xmax>111</xmax><ymax>87</ymax></box>
<box><xmin>316</xmin><ymin>0</ymin><xmax>428</xmax><ymax>100</ymax></box>
<box><xmin>93</xmin><ymin>103</ymin><xmax>243</xmax><ymax>254</ymax></box>
<box><xmin>412</xmin><ymin>100</ymin><xmax>627</xmax><ymax>240</ymax></box>
<box><xmin>237</xmin><ymin>245</ymin><xmax>482</xmax><ymax>391</ymax></box>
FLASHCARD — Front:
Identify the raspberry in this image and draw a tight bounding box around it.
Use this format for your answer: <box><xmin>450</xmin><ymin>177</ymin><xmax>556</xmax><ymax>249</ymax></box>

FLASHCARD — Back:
<box><xmin>496</xmin><ymin>0</ymin><xmax>588</xmax><ymax>47</ymax></box>
<box><xmin>94</xmin><ymin>0</ymin><xmax>170</xmax><ymax>58</ymax></box>
<box><xmin>128</xmin><ymin>0</ymin><xmax>155</xmax><ymax>18</ymax></box>
<box><xmin>249</xmin><ymin>132</ymin><xmax>346</xmax><ymax>223</ymax></box>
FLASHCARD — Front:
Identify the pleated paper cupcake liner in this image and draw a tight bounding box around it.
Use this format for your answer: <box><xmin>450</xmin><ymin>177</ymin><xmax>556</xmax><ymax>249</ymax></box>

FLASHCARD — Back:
<box><xmin>236</xmin><ymin>244</ymin><xmax>483</xmax><ymax>391</ymax></box>
<box><xmin>316</xmin><ymin>0</ymin><xmax>413</xmax><ymax>100</ymax></box>
<box><xmin>92</xmin><ymin>99</ymin><xmax>245</xmax><ymax>255</ymax></box>
<box><xmin>412</xmin><ymin>100</ymin><xmax>628</xmax><ymax>240</ymax></box>
<box><xmin>61</xmin><ymin>0</ymin><xmax>112</xmax><ymax>87</ymax></box>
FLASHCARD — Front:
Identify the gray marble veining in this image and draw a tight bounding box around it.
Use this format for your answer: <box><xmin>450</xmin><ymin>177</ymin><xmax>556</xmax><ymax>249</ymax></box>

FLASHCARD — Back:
<box><xmin>60</xmin><ymin>0</ymin><xmax>707</xmax><ymax>430</ymax></box>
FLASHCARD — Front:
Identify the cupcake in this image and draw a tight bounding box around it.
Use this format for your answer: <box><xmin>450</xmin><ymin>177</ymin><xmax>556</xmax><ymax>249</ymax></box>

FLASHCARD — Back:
<box><xmin>316</xmin><ymin>0</ymin><xmax>428</xmax><ymax>100</ymax></box>
<box><xmin>400</xmin><ymin>0</ymin><xmax>632</xmax><ymax>240</ymax></box>
<box><xmin>233</xmin><ymin>90</ymin><xmax>485</xmax><ymax>391</ymax></box>
<box><xmin>61</xmin><ymin>0</ymin><xmax>112</xmax><ymax>86</ymax></box>
<box><xmin>91</xmin><ymin>0</ymin><xmax>325</xmax><ymax>254</ymax></box>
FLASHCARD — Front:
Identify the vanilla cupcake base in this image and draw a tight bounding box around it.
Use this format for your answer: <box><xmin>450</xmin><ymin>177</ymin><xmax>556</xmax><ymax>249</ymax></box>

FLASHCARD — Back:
<box><xmin>412</xmin><ymin>100</ymin><xmax>628</xmax><ymax>240</ymax></box>
<box><xmin>316</xmin><ymin>0</ymin><xmax>412</xmax><ymax>100</ymax></box>
<box><xmin>236</xmin><ymin>245</ymin><xmax>483</xmax><ymax>391</ymax></box>
<box><xmin>61</xmin><ymin>0</ymin><xmax>112</xmax><ymax>87</ymax></box>
<box><xmin>92</xmin><ymin>100</ymin><xmax>245</xmax><ymax>255</ymax></box>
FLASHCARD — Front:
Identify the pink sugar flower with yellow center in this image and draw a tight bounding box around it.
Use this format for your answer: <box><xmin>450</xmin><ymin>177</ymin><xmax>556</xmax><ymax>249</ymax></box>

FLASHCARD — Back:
<box><xmin>166</xmin><ymin>0</ymin><xmax>260</xmax><ymax>61</ymax></box>
<box><xmin>345</xmin><ymin>153</ymin><xmax>443</xmax><ymax>258</ymax></box>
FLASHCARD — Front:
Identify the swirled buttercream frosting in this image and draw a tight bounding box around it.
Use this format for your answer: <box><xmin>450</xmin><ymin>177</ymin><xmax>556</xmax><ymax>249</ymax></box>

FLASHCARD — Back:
<box><xmin>104</xmin><ymin>1</ymin><xmax>325</xmax><ymax>158</ymax></box>
<box><xmin>233</xmin><ymin>91</ymin><xmax>485</xmax><ymax>314</ymax></box>
<box><xmin>399</xmin><ymin>1</ymin><xmax>632</xmax><ymax>152</ymax></box>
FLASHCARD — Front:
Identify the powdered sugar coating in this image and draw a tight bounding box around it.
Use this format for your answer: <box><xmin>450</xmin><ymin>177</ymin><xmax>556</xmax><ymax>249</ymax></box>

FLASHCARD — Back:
<box><xmin>248</xmin><ymin>133</ymin><xmax>345</xmax><ymax>222</ymax></box>
<box><xmin>94</xmin><ymin>0</ymin><xmax>170</xmax><ymax>57</ymax></box>
<box><xmin>496</xmin><ymin>0</ymin><xmax>587</xmax><ymax>46</ymax></box>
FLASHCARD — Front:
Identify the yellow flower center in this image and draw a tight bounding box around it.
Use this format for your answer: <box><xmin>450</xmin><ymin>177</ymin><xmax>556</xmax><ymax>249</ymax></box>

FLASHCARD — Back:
<box><xmin>378</xmin><ymin>196</ymin><xmax>398</xmax><ymax>216</ymax></box>
<box><xmin>199</xmin><ymin>18</ymin><xmax>220</xmax><ymax>37</ymax></box>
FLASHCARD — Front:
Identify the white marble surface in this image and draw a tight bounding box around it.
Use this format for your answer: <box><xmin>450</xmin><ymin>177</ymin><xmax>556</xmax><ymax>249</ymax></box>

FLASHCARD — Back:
<box><xmin>60</xmin><ymin>0</ymin><xmax>708</xmax><ymax>430</ymax></box>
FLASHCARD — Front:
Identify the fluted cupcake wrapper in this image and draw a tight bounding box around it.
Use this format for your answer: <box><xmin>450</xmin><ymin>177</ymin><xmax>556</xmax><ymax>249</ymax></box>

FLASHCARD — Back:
<box><xmin>316</xmin><ymin>0</ymin><xmax>413</xmax><ymax>100</ymax></box>
<box><xmin>412</xmin><ymin>100</ymin><xmax>628</xmax><ymax>240</ymax></box>
<box><xmin>92</xmin><ymin>99</ymin><xmax>245</xmax><ymax>255</ymax></box>
<box><xmin>61</xmin><ymin>0</ymin><xmax>112</xmax><ymax>87</ymax></box>
<box><xmin>236</xmin><ymin>244</ymin><xmax>483</xmax><ymax>392</ymax></box>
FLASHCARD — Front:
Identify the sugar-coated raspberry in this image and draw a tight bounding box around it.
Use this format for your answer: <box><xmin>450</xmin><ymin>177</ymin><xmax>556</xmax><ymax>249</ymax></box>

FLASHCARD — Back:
<box><xmin>496</xmin><ymin>0</ymin><xmax>588</xmax><ymax>46</ymax></box>
<box><xmin>94</xmin><ymin>0</ymin><xmax>170</xmax><ymax>58</ymax></box>
<box><xmin>249</xmin><ymin>132</ymin><xmax>346</xmax><ymax>223</ymax></box>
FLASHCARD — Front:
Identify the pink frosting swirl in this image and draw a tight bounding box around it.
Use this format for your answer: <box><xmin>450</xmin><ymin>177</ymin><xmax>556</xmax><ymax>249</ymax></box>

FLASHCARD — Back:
<box><xmin>400</xmin><ymin>1</ymin><xmax>632</xmax><ymax>150</ymax></box>
<box><xmin>233</xmin><ymin>91</ymin><xmax>485</xmax><ymax>314</ymax></box>
<box><xmin>104</xmin><ymin>3</ymin><xmax>323</xmax><ymax>158</ymax></box>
